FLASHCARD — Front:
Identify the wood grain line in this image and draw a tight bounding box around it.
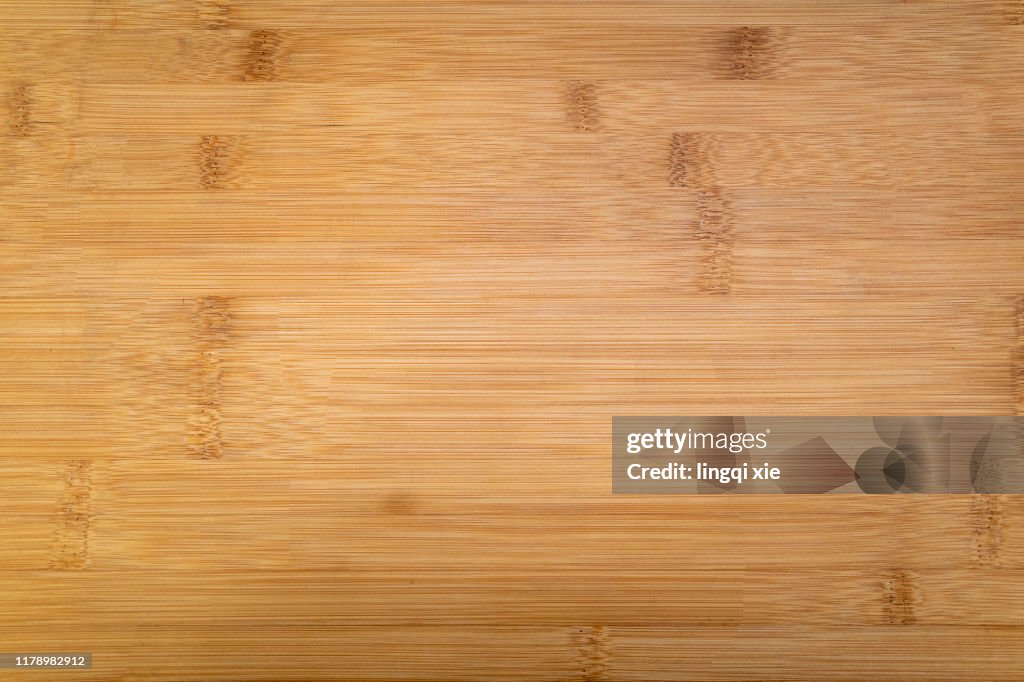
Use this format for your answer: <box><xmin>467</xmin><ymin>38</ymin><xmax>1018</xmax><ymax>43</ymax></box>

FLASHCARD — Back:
<box><xmin>51</xmin><ymin>459</ymin><xmax>91</xmax><ymax>570</ymax></box>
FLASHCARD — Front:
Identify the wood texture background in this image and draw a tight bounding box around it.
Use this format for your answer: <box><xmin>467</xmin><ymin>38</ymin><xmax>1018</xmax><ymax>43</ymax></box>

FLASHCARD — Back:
<box><xmin>2</xmin><ymin>1</ymin><xmax>1023</xmax><ymax>679</ymax></box>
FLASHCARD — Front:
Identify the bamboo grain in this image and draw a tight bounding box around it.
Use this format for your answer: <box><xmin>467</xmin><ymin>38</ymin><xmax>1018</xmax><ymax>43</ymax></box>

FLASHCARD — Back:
<box><xmin>1</xmin><ymin>0</ymin><xmax>1023</xmax><ymax>679</ymax></box>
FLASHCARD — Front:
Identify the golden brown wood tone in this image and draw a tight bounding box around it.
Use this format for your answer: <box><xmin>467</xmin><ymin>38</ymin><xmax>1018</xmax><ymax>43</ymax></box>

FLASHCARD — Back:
<box><xmin>2</xmin><ymin>1</ymin><xmax>1023</xmax><ymax>679</ymax></box>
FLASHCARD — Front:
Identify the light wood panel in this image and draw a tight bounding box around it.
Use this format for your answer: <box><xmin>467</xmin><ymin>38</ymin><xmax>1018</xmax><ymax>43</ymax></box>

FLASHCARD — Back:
<box><xmin>1</xmin><ymin>0</ymin><xmax>1023</xmax><ymax>679</ymax></box>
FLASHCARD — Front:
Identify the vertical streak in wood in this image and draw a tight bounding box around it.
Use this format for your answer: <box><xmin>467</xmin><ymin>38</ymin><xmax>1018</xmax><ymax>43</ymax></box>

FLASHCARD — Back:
<box><xmin>7</xmin><ymin>83</ymin><xmax>32</xmax><ymax>136</ymax></box>
<box><xmin>696</xmin><ymin>188</ymin><xmax>734</xmax><ymax>294</ymax></box>
<box><xmin>971</xmin><ymin>495</ymin><xmax>1004</xmax><ymax>567</ymax></box>
<box><xmin>199</xmin><ymin>135</ymin><xmax>234</xmax><ymax>189</ymax></box>
<box><xmin>1014</xmin><ymin>296</ymin><xmax>1024</xmax><ymax>416</ymax></box>
<box><xmin>668</xmin><ymin>133</ymin><xmax>732</xmax><ymax>292</ymax></box>
<box><xmin>197</xmin><ymin>0</ymin><xmax>232</xmax><ymax>29</ymax></box>
<box><xmin>1006</xmin><ymin>1</ymin><xmax>1024</xmax><ymax>24</ymax></box>
<box><xmin>51</xmin><ymin>460</ymin><xmax>92</xmax><ymax>569</ymax></box>
<box><xmin>668</xmin><ymin>133</ymin><xmax>689</xmax><ymax>188</ymax></box>
<box><xmin>1014</xmin><ymin>297</ymin><xmax>1024</xmax><ymax>494</ymax></box>
<box><xmin>966</xmin><ymin>296</ymin><xmax>1016</xmax><ymax>566</ymax></box>
<box><xmin>668</xmin><ymin>132</ymin><xmax>717</xmax><ymax>189</ymax></box>
<box><xmin>190</xmin><ymin>296</ymin><xmax>231</xmax><ymax>459</ymax></box>
<box><xmin>243</xmin><ymin>29</ymin><xmax>284</xmax><ymax>82</ymax></box>
<box><xmin>882</xmin><ymin>570</ymin><xmax>919</xmax><ymax>624</ymax></box>
<box><xmin>572</xmin><ymin>625</ymin><xmax>610</xmax><ymax>682</ymax></box>
<box><xmin>728</xmin><ymin>26</ymin><xmax>778</xmax><ymax>79</ymax></box>
<box><xmin>566</xmin><ymin>81</ymin><xmax>600</xmax><ymax>132</ymax></box>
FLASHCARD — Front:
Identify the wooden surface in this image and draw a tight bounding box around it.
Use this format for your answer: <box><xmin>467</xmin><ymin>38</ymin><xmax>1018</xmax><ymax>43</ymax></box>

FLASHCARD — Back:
<box><xmin>2</xmin><ymin>1</ymin><xmax>1023</xmax><ymax>679</ymax></box>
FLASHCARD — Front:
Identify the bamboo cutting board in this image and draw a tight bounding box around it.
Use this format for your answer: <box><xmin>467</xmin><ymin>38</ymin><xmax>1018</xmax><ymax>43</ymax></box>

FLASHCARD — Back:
<box><xmin>2</xmin><ymin>1</ymin><xmax>1024</xmax><ymax>679</ymax></box>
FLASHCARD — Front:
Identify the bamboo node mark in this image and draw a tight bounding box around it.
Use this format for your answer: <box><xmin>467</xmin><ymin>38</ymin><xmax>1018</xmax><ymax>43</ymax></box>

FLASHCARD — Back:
<box><xmin>572</xmin><ymin>626</ymin><xmax>610</xmax><ymax>682</ymax></box>
<box><xmin>1006</xmin><ymin>1</ymin><xmax>1024</xmax><ymax>24</ymax></box>
<box><xmin>1013</xmin><ymin>296</ymin><xmax>1024</xmax><ymax>416</ymax></box>
<box><xmin>198</xmin><ymin>0</ymin><xmax>232</xmax><ymax>29</ymax></box>
<box><xmin>189</xmin><ymin>296</ymin><xmax>231</xmax><ymax>459</ymax></box>
<box><xmin>971</xmin><ymin>495</ymin><xmax>1004</xmax><ymax>566</ymax></box>
<box><xmin>243</xmin><ymin>29</ymin><xmax>285</xmax><ymax>81</ymax></box>
<box><xmin>566</xmin><ymin>81</ymin><xmax>600</xmax><ymax>132</ymax></box>
<box><xmin>8</xmin><ymin>84</ymin><xmax>32</xmax><ymax>136</ymax></box>
<box><xmin>728</xmin><ymin>26</ymin><xmax>778</xmax><ymax>79</ymax></box>
<box><xmin>882</xmin><ymin>570</ymin><xmax>919</xmax><ymax>624</ymax></box>
<box><xmin>198</xmin><ymin>135</ymin><xmax>238</xmax><ymax>189</ymax></box>
<box><xmin>669</xmin><ymin>133</ymin><xmax>718</xmax><ymax>188</ymax></box>
<box><xmin>52</xmin><ymin>460</ymin><xmax>92</xmax><ymax>569</ymax></box>
<box><xmin>695</xmin><ymin>189</ymin><xmax>734</xmax><ymax>294</ymax></box>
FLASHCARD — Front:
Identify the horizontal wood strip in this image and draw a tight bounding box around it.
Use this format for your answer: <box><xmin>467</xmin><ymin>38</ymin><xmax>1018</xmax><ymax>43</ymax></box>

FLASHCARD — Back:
<box><xmin>4</xmin><ymin>132</ymin><xmax>1021</xmax><ymax>192</ymax></box>
<box><xmin>0</xmin><ymin>297</ymin><xmax>1015</xmax><ymax>462</ymax></box>
<box><xmin>2</xmin><ymin>567</ymin><xmax>1023</xmax><ymax>626</ymax></box>
<box><xmin>36</xmin><ymin>82</ymin><xmax>1016</xmax><ymax>134</ymax></box>
<box><xmin>3</xmin><ymin>23</ymin><xmax>1023</xmax><ymax>83</ymax></box>
<box><xmin>0</xmin><ymin>1</ymin><xmax>910</xmax><ymax>30</ymax></box>
<box><xmin>5</xmin><ymin>623</ymin><xmax>1024</xmax><ymax>681</ymax></box>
